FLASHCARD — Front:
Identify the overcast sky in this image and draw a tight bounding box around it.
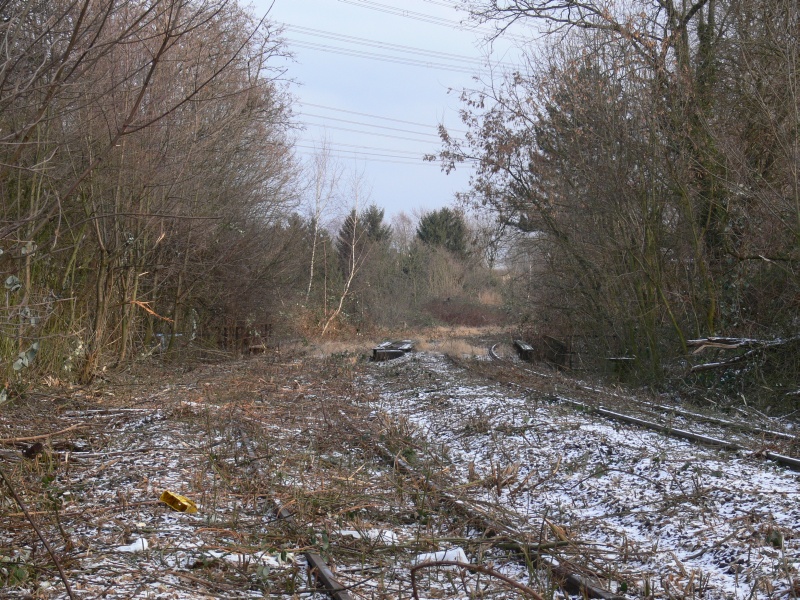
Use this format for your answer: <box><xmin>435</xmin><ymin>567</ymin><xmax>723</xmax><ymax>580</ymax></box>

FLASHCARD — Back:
<box><xmin>251</xmin><ymin>0</ymin><xmax>526</xmax><ymax>222</ymax></box>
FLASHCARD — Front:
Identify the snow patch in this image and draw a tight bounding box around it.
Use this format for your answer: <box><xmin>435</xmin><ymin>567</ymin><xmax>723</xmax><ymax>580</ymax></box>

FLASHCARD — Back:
<box><xmin>413</xmin><ymin>547</ymin><xmax>469</xmax><ymax>565</ymax></box>
<box><xmin>115</xmin><ymin>537</ymin><xmax>148</xmax><ymax>553</ymax></box>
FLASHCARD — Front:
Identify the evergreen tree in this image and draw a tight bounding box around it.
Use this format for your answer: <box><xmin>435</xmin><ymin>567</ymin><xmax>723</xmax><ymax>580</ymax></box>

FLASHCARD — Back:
<box><xmin>336</xmin><ymin>204</ymin><xmax>392</xmax><ymax>275</ymax></box>
<box><xmin>362</xmin><ymin>204</ymin><xmax>392</xmax><ymax>243</ymax></box>
<box><xmin>416</xmin><ymin>208</ymin><xmax>469</xmax><ymax>258</ymax></box>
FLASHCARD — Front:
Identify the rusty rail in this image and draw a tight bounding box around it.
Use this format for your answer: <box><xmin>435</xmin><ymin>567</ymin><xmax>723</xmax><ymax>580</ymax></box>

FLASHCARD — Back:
<box><xmin>275</xmin><ymin>507</ymin><xmax>354</xmax><ymax>600</ymax></box>
<box><xmin>489</xmin><ymin>344</ymin><xmax>800</xmax><ymax>471</ymax></box>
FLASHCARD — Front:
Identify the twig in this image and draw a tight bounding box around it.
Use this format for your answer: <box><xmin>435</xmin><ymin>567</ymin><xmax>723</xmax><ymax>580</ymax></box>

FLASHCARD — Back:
<box><xmin>410</xmin><ymin>559</ymin><xmax>544</xmax><ymax>600</ymax></box>
<box><xmin>687</xmin><ymin>335</ymin><xmax>799</xmax><ymax>352</ymax></box>
<box><xmin>167</xmin><ymin>569</ymin><xmax>240</xmax><ymax>592</ymax></box>
<box><xmin>689</xmin><ymin>335</ymin><xmax>800</xmax><ymax>371</ymax></box>
<box><xmin>131</xmin><ymin>300</ymin><xmax>174</xmax><ymax>322</ymax></box>
<box><xmin>0</xmin><ymin>464</ymin><xmax>76</xmax><ymax>599</ymax></box>
<box><xmin>7</xmin><ymin>500</ymin><xmax>159</xmax><ymax>519</ymax></box>
<box><xmin>0</xmin><ymin>423</ymin><xmax>85</xmax><ymax>445</ymax></box>
<box><xmin>685</xmin><ymin>528</ymin><xmax>742</xmax><ymax>560</ymax></box>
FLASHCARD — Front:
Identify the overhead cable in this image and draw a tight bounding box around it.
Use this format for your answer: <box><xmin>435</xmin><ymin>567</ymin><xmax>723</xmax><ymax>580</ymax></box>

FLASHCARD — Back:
<box><xmin>337</xmin><ymin>0</ymin><xmax>472</xmax><ymax>29</ymax></box>
<box><xmin>295</xmin><ymin>147</ymin><xmax>439</xmax><ymax>166</ymax></box>
<box><xmin>283</xmin><ymin>24</ymin><xmax>516</xmax><ymax>69</ymax></box>
<box><xmin>299</xmin><ymin>112</ymin><xmax>443</xmax><ymax>137</ymax></box>
<box><xmin>298</xmin><ymin>122</ymin><xmax>450</xmax><ymax>143</ymax></box>
<box><xmin>297</xmin><ymin>101</ymin><xmax>469</xmax><ymax>134</ymax></box>
<box><xmin>421</xmin><ymin>0</ymin><xmax>463</xmax><ymax>8</ymax></box>
<box><xmin>286</xmin><ymin>39</ymin><xmax>491</xmax><ymax>75</ymax></box>
<box><xmin>295</xmin><ymin>143</ymin><xmax>426</xmax><ymax>160</ymax></box>
<box><xmin>298</xmin><ymin>139</ymin><xmax>434</xmax><ymax>156</ymax></box>
<box><xmin>335</xmin><ymin>0</ymin><xmax>529</xmax><ymax>42</ymax></box>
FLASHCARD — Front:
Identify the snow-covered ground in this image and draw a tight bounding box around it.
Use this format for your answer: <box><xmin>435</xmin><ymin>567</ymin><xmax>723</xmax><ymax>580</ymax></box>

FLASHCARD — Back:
<box><xmin>364</xmin><ymin>351</ymin><xmax>800</xmax><ymax>599</ymax></box>
<box><xmin>1</xmin><ymin>347</ymin><xmax>797</xmax><ymax>599</ymax></box>
<box><xmin>0</xmin><ymin>365</ymin><xmax>327</xmax><ymax>599</ymax></box>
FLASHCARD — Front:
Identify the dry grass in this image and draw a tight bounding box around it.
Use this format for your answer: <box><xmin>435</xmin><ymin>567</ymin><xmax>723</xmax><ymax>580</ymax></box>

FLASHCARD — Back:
<box><xmin>0</xmin><ymin>342</ymin><xmax>544</xmax><ymax>598</ymax></box>
<box><xmin>5</xmin><ymin>334</ymin><xmax>793</xmax><ymax>599</ymax></box>
<box><xmin>425</xmin><ymin>298</ymin><xmax>507</xmax><ymax>327</ymax></box>
<box><xmin>477</xmin><ymin>290</ymin><xmax>503</xmax><ymax>306</ymax></box>
<box><xmin>416</xmin><ymin>338</ymin><xmax>488</xmax><ymax>359</ymax></box>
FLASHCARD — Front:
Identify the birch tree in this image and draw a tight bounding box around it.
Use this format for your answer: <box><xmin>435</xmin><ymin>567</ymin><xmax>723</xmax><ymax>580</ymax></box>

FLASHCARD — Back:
<box><xmin>322</xmin><ymin>173</ymin><xmax>373</xmax><ymax>335</ymax></box>
<box><xmin>304</xmin><ymin>140</ymin><xmax>342</xmax><ymax>303</ymax></box>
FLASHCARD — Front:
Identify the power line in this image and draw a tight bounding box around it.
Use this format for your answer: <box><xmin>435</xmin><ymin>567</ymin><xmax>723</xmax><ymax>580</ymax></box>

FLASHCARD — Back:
<box><xmin>299</xmin><ymin>112</ymin><xmax>444</xmax><ymax>137</ymax></box>
<box><xmin>295</xmin><ymin>146</ymin><xmax>441</xmax><ymax>166</ymax></box>
<box><xmin>421</xmin><ymin>0</ymin><xmax>463</xmax><ymax>8</ymax></box>
<box><xmin>337</xmin><ymin>0</ymin><xmax>470</xmax><ymax>29</ymax></box>
<box><xmin>335</xmin><ymin>0</ymin><xmax>529</xmax><ymax>42</ymax></box>
<box><xmin>285</xmin><ymin>24</ymin><xmax>480</xmax><ymax>62</ymax></box>
<box><xmin>298</xmin><ymin>101</ymin><xmax>469</xmax><ymax>134</ymax></box>
<box><xmin>284</xmin><ymin>24</ymin><xmax>515</xmax><ymax>69</ymax></box>
<box><xmin>295</xmin><ymin>147</ymin><xmax>475</xmax><ymax>168</ymax></box>
<box><xmin>286</xmin><ymin>39</ymin><xmax>491</xmax><ymax>75</ymax></box>
<box><xmin>296</xmin><ymin>143</ymin><xmax>427</xmax><ymax>160</ymax></box>
<box><xmin>298</xmin><ymin>139</ymin><xmax>432</xmax><ymax>156</ymax></box>
<box><xmin>298</xmin><ymin>122</ymin><xmax>449</xmax><ymax>144</ymax></box>
<box><xmin>286</xmin><ymin>39</ymin><xmax>481</xmax><ymax>75</ymax></box>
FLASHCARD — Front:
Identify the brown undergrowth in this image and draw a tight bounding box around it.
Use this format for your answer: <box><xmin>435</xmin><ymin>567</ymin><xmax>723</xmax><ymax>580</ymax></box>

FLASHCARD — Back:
<box><xmin>0</xmin><ymin>345</ymin><xmax>547</xmax><ymax>598</ymax></box>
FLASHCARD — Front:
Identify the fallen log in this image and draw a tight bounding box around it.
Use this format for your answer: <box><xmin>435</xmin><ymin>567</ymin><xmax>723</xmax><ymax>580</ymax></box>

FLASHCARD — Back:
<box><xmin>688</xmin><ymin>335</ymin><xmax>799</xmax><ymax>353</ymax></box>
<box><xmin>689</xmin><ymin>335</ymin><xmax>800</xmax><ymax>372</ymax></box>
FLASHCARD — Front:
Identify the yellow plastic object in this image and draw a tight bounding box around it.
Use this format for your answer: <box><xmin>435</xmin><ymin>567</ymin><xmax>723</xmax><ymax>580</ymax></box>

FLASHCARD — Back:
<box><xmin>159</xmin><ymin>490</ymin><xmax>198</xmax><ymax>513</ymax></box>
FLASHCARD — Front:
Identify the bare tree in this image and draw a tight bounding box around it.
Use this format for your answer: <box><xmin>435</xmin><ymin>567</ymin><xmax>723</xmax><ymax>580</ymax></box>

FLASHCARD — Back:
<box><xmin>304</xmin><ymin>139</ymin><xmax>343</xmax><ymax>303</ymax></box>
<box><xmin>322</xmin><ymin>171</ymin><xmax>372</xmax><ymax>336</ymax></box>
<box><xmin>436</xmin><ymin>0</ymin><xmax>800</xmax><ymax>392</ymax></box>
<box><xmin>391</xmin><ymin>212</ymin><xmax>416</xmax><ymax>254</ymax></box>
<box><xmin>0</xmin><ymin>0</ymin><xmax>297</xmax><ymax>382</ymax></box>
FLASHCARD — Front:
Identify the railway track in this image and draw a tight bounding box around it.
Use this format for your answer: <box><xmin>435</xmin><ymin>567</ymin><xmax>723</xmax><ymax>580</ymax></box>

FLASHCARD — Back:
<box><xmin>361</xmin><ymin>345</ymin><xmax>800</xmax><ymax>600</ymax></box>
<box><xmin>235</xmin><ymin>428</ymin><xmax>355</xmax><ymax>600</ymax></box>
<box><xmin>236</xmin><ymin>409</ymin><xmax>612</xmax><ymax>599</ymax></box>
<box><xmin>488</xmin><ymin>343</ymin><xmax>800</xmax><ymax>471</ymax></box>
<box><xmin>176</xmin><ymin>345</ymin><xmax>799</xmax><ymax>599</ymax></box>
<box><xmin>335</xmin><ymin>409</ymin><xmax>621</xmax><ymax>600</ymax></box>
